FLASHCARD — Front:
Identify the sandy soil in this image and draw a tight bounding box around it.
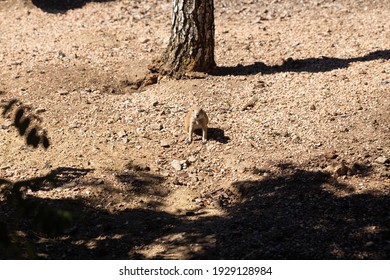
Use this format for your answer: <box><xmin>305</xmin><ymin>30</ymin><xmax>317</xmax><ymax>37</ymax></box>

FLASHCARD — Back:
<box><xmin>0</xmin><ymin>0</ymin><xmax>389</xmax><ymax>259</ymax></box>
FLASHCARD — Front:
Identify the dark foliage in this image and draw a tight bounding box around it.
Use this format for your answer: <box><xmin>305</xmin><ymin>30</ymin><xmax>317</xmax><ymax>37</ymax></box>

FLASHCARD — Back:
<box><xmin>0</xmin><ymin>98</ymin><xmax>73</xmax><ymax>258</ymax></box>
<box><xmin>1</xmin><ymin>99</ymin><xmax>50</xmax><ymax>149</ymax></box>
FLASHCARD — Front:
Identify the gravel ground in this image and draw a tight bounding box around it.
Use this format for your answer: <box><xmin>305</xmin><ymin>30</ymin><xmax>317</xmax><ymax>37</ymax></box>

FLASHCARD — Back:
<box><xmin>1</xmin><ymin>0</ymin><xmax>389</xmax><ymax>259</ymax></box>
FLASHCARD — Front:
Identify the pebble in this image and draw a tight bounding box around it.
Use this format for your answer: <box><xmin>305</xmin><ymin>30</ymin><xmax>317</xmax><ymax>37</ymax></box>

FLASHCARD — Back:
<box><xmin>171</xmin><ymin>160</ymin><xmax>182</xmax><ymax>171</ymax></box>
<box><xmin>58</xmin><ymin>89</ymin><xmax>69</xmax><ymax>95</ymax></box>
<box><xmin>117</xmin><ymin>130</ymin><xmax>127</xmax><ymax>138</ymax></box>
<box><xmin>188</xmin><ymin>155</ymin><xmax>197</xmax><ymax>163</ymax></box>
<box><xmin>139</xmin><ymin>37</ymin><xmax>150</xmax><ymax>44</ymax></box>
<box><xmin>211</xmin><ymin>199</ymin><xmax>222</xmax><ymax>208</ymax></box>
<box><xmin>327</xmin><ymin>162</ymin><xmax>349</xmax><ymax>177</ymax></box>
<box><xmin>290</xmin><ymin>41</ymin><xmax>300</xmax><ymax>47</ymax></box>
<box><xmin>96</xmin><ymin>179</ymin><xmax>105</xmax><ymax>185</ymax></box>
<box><xmin>324</xmin><ymin>148</ymin><xmax>338</xmax><ymax>159</ymax></box>
<box><xmin>171</xmin><ymin>160</ymin><xmax>187</xmax><ymax>171</ymax></box>
<box><xmin>35</xmin><ymin>107</ymin><xmax>46</xmax><ymax>114</ymax></box>
<box><xmin>1</xmin><ymin>120</ymin><xmax>13</xmax><ymax>129</ymax></box>
<box><xmin>160</xmin><ymin>139</ymin><xmax>171</xmax><ymax>147</ymax></box>
<box><xmin>149</xmin><ymin>123</ymin><xmax>163</xmax><ymax>131</ymax></box>
<box><xmin>375</xmin><ymin>156</ymin><xmax>389</xmax><ymax>164</ymax></box>
<box><xmin>194</xmin><ymin>198</ymin><xmax>202</xmax><ymax>204</ymax></box>
<box><xmin>241</xmin><ymin>96</ymin><xmax>258</xmax><ymax>111</ymax></box>
<box><xmin>176</xmin><ymin>171</ymin><xmax>189</xmax><ymax>178</ymax></box>
<box><xmin>336</xmin><ymin>164</ymin><xmax>348</xmax><ymax>176</ymax></box>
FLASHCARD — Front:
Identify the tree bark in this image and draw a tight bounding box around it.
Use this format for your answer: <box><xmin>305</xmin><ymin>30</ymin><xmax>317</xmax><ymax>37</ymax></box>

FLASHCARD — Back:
<box><xmin>156</xmin><ymin>0</ymin><xmax>215</xmax><ymax>77</ymax></box>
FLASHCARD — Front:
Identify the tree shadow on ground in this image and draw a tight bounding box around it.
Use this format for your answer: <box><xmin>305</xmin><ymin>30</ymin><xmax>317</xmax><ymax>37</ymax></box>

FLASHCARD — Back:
<box><xmin>192</xmin><ymin>163</ymin><xmax>390</xmax><ymax>259</ymax></box>
<box><xmin>13</xmin><ymin>167</ymin><xmax>94</xmax><ymax>191</ymax></box>
<box><xmin>0</xmin><ymin>164</ymin><xmax>175</xmax><ymax>259</ymax></box>
<box><xmin>213</xmin><ymin>49</ymin><xmax>390</xmax><ymax>76</ymax></box>
<box><xmin>2</xmin><ymin>162</ymin><xmax>390</xmax><ymax>259</ymax></box>
<box><xmin>31</xmin><ymin>0</ymin><xmax>113</xmax><ymax>13</ymax></box>
<box><xmin>33</xmin><ymin>200</ymin><xmax>181</xmax><ymax>259</ymax></box>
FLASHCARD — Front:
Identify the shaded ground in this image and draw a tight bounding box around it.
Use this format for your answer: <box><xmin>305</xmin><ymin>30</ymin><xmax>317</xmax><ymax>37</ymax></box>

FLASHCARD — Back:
<box><xmin>1</xmin><ymin>0</ymin><xmax>389</xmax><ymax>259</ymax></box>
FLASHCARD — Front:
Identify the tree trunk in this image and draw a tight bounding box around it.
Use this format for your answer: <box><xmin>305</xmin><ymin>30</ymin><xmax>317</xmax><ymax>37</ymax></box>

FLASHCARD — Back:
<box><xmin>156</xmin><ymin>0</ymin><xmax>215</xmax><ymax>77</ymax></box>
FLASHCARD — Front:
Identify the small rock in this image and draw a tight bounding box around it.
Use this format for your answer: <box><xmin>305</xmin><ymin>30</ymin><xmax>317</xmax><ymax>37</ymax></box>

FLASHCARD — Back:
<box><xmin>58</xmin><ymin>89</ymin><xmax>69</xmax><ymax>95</ymax></box>
<box><xmin>171</xmin><ymin>160</ymin><xmax>183</xmax><ymax>171</ymax></box>
<box><xmin>290</xmin><ymin>41</ymin><xmax>300</xmax><ymax>47</ymax></box>
<box><xmin>211</xmin><ymin>199</ymin><xmax>222</xmax><ymax>208</ymax></box>
<box><xmin>69</xmin><ymin>122</ymin><xmax>80</xmax><ymax>129</ymax></box>
<box><xmin>314</xmin><ymin>142</ymin><xmax>322</xmax><ymax>148</ymax></box>
<box><xmin>139</xmin><ymin>37</ymin><xmax>150</xmax><ymax>44</ymax></box>
<box><xmin>194</xmin><ymin>198</ymin><xmax>202</xmax><ymax>204</ymax></box>
<box><xmin>375</xmin><ymin>156</ymin><xmax>389</xmax><ymax>164</ymax></box>
<box><xmin>94</xmin><ymin>179</ymin><xmax>104</xmax><ymax>185</ymax></box>
<box><xmin>117</xmin><ymin>130</ymin><xmax>127</xmax><ymax>138</ymax></box>
<box><xmin>1</xmin><ymin>120</ymin><xmax>13</xmax><ymax>129</ymax></box>
<box><xmin>57</xmin><ymin>51</ymin><xmax>66</xmax><ymax>58</ymax></box>
<box><xmin>171</xmin><ymin>160</ymin><xmax>187</xmax><ymax>171</ymax></box>
<box><xmin>334</xmin><ymin>162</ymin><xmax>349</xmax><ymax>177</ymax></box>
<box><xmin>177</xmin><ymin>171</ymin><xmax>189</xmax><ymax>178</ymax></box>
<box><xmin>241</xmin><ymin>96</ymin><xmax>258</xmax><ymax>111</ymax></box>
<box><xmin>35</xmin><ymin>107</ymin><xmax>46</xmax><ymax>114</ymax></box>
<box><xmin>188</xmin><ymin>155</ymin><xmax>197</xmax><ymax>163</ymax></box>
<box><xmin>189</xmin><ymin>174</ymin><xmax>199</xmax><ymax>182</ymax></box>
<box><xmin>324</xmin><ymin>148</ymin><xmax>338</xmax><ymax>159</ymax></box>
<box><xmin>160</xmin><ymin>139</ymin><xmax>171</xmax><ymax>147</ymax></box>
<box><xmin>149</xmin><ymin>123</ymin><xmax>163</xmax><ymax>131</ymax></box>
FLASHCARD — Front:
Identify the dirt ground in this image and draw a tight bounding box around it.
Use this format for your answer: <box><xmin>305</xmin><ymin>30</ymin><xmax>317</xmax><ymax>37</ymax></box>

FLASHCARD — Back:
<box><xmin>0</xmin><ymin>0</ymin><xmax>389</xmax><ymax>259</ymax></box>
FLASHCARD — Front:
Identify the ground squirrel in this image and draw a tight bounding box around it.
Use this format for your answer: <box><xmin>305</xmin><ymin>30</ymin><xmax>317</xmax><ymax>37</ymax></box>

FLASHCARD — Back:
<box><xmin>184</xmin><ymin>106</ymin><xmax>209</xmax><ymax>144</ymax></box>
